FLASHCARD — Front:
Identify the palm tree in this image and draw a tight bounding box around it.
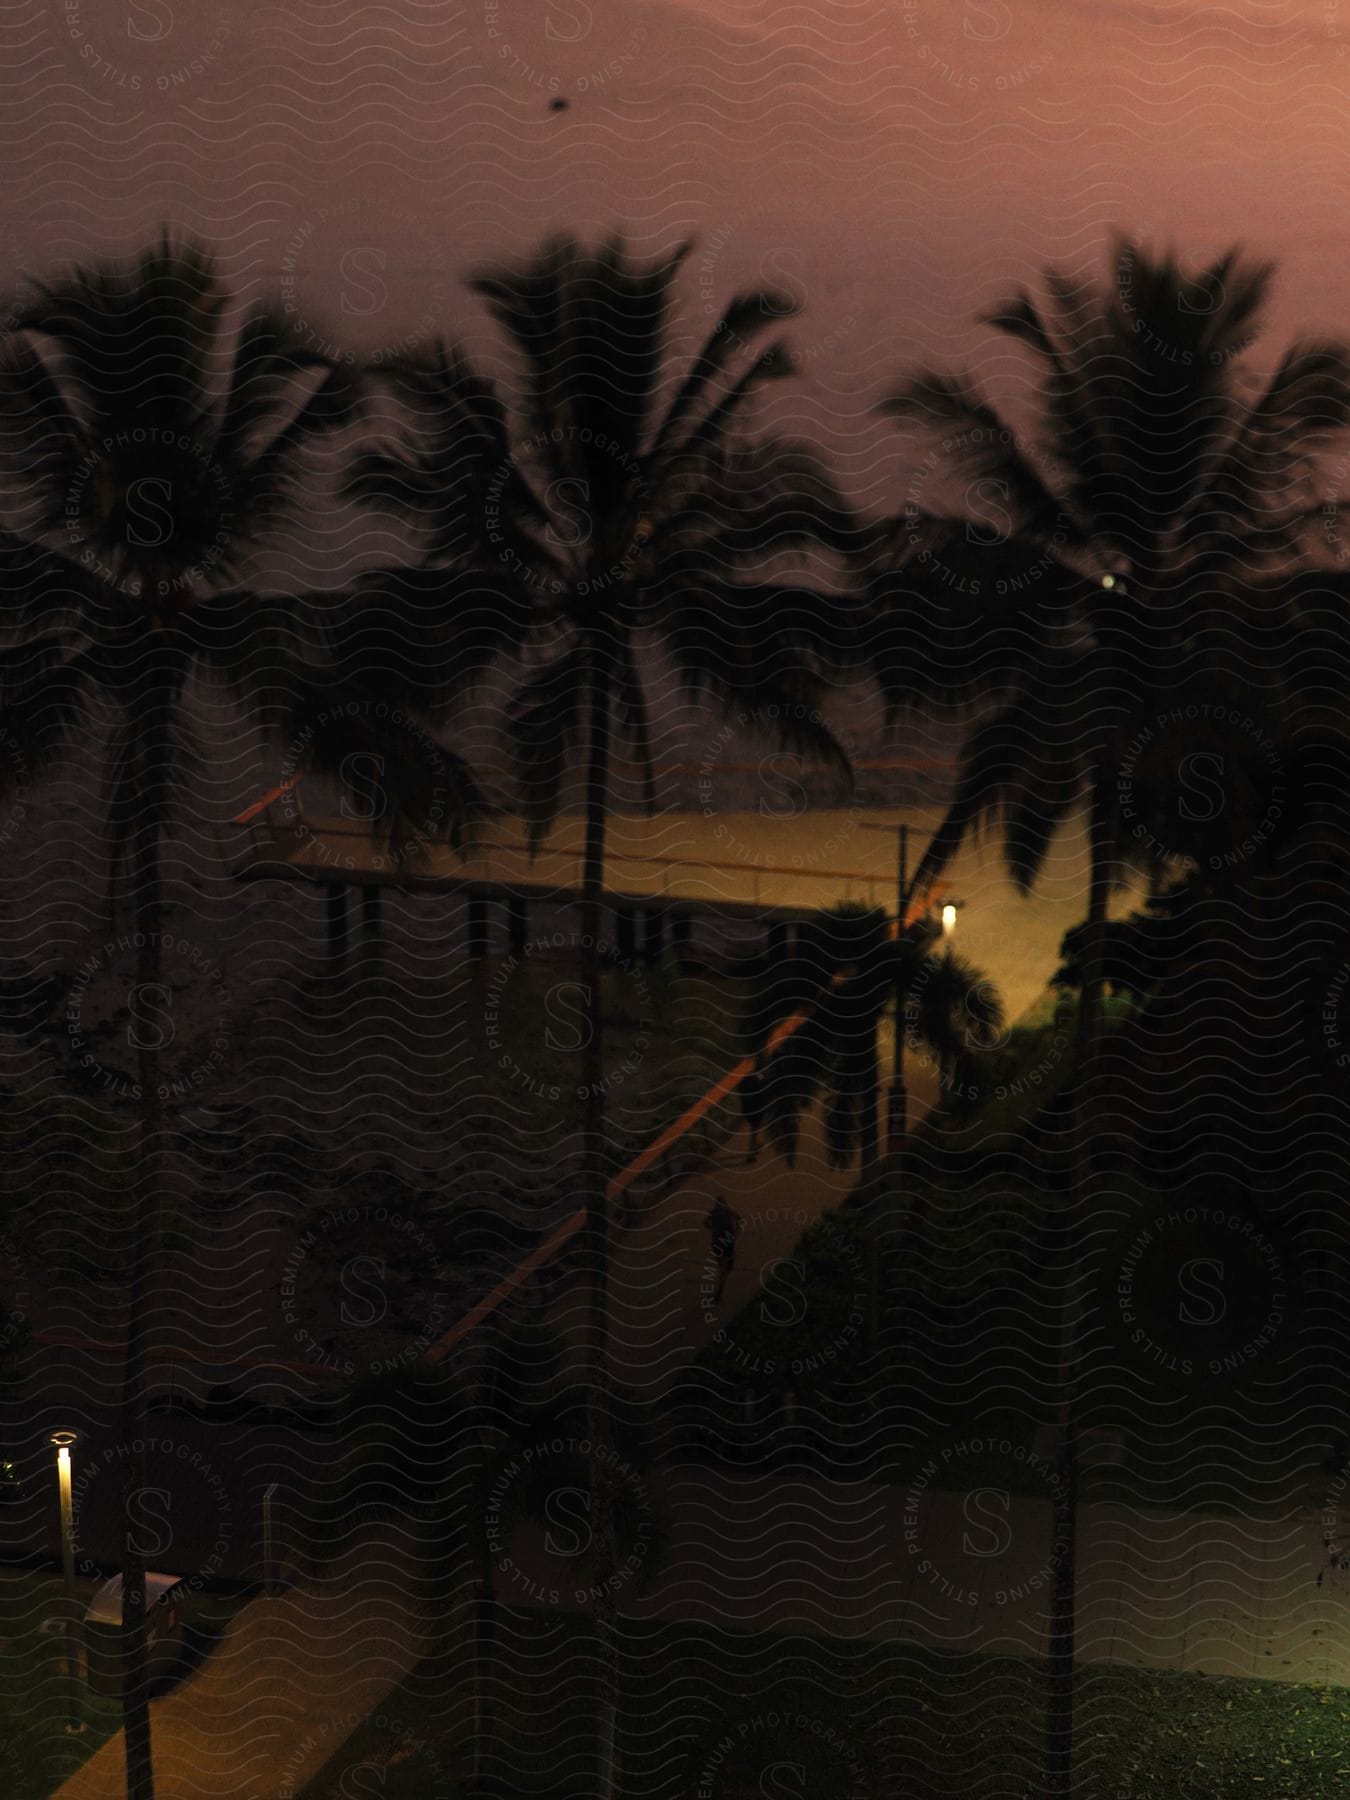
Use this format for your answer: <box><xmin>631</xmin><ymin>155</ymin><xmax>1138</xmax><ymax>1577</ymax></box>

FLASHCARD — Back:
<box><xmin>353</xmin><ymin>231</ymin><xmax>859</xmax><ymax>1800</ymax></box>
<box><xmin>312</xmin><ymin>1352</ymin><xmax>667</xmax><ymax>1797</ymax></box>
<box><xmin>739</xmin><ymin>905</ymin><xmax>1005</xmax><ymax>1169</ymax></box>
<box><xmin>872</xmin><ymin>237</ymin><xmax>1350</xmax><ymax>1796</ymax></box>
<box><xmin>0</xmin><ymin>237</ymin><xmax>477</xmax><ymax>1798</ymax></box>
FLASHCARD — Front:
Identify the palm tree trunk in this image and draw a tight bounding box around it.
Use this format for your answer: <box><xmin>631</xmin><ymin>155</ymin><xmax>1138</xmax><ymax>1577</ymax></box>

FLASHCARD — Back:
<box><xmin>579</xmin><ymin>636</ymin><xmax>619</xmax><ymax>1800</ymax></box>
<box><xmin>121</xmin><ymin>672</ymin><xmax>172</xmax><ymax>1800</ymax></box>
<box><xmin>469</xmin><ymin>1336</ymin><xmax>504</xmax><ymax>1788</ymax></box>
<box><xmin>860</xmin><ymin>1022</ymin><xmax>880</xmax><ymax>1170</ymax></box>
<box><xmin>471</xmin><ymin>1570</ymin><xmax>498</xmax><ymax>1786</ymax></box>
<box><xmin>1044</xmin><ymin>767</ymin><xmax>1111</xmax><ymax>1798</ymax></box>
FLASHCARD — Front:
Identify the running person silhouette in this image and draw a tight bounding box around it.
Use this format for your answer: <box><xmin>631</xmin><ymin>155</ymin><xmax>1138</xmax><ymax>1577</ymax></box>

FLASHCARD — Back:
<box><xmin>704</xmin><ymin>1195</ymin><xmax>741</xmax><ymax>1305</ymax></box>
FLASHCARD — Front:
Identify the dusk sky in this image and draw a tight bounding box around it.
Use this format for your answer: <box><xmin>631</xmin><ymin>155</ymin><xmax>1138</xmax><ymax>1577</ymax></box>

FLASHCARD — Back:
<box><xmin>8</xmin><ymin>0</ymin><xmax>1349</xmax><ymax>515</ymax></box>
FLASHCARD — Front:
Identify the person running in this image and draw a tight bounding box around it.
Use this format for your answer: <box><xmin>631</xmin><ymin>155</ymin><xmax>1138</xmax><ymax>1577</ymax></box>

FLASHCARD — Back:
<box><xmin>704</xmin><ymin>1195</ymin><xmax>741</xmax><ymax>1304</ymax></box>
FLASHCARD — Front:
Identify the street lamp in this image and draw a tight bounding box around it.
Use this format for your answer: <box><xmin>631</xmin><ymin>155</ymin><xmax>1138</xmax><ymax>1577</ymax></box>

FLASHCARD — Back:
<box><xmin>941</xmin><ymin>903</ymin><xmax>957</xmax><ymax>935</ymax></box>
<box><xmin>50</xmin><ymin>1430</ymin><xmax>84</xmax><ymax>1734</ymax></box>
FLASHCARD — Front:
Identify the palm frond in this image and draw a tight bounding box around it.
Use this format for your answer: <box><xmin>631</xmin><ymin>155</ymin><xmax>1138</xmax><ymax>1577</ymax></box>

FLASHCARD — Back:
<box><xmin>0</xmin><ymin>236</ymin><xmax>341</xmax><ymax>603</ymax></box>
<box><xmin>982</xmin><ymin>288</ymin><xmax>1062</xmax><ymax>368</ymax></box>
<box><xmin>471</xmin><ymin>234</ymin><xmax>690</xmax><ymax>508</ymax></box>
<box><xmin>656</xmin><ymin>580</ymin><xmax>861</xmax><ymax>704</ymax></box>
<box><xmin>909</xmin><ymin>684</ymin><xmax>1099</xmax><ymax>893</ymax></box>
<box><xmin>652</xmin><ymin>285</ymin><xmax>800</xmax><ymax>460</ymax></box>
<box><xmin>880</xmin><ymin>371</ymin><xmax>1072</xmax><ymax>542</ymax></box>
<box><xmin>666</xmin><ymin>340</ymin><xmax>795</xmax><ymax>473</ymax></box>
<box><xmin>216</xmin><ymin>305</ymin><xmax>357</xmax><ymax>528</ymax></box>
<box><xmin>0</xmin><ymin>641</ymin><xmax>101</xmax><ymax>794</ymax></box>
<box><xmin>1198</xmin><ymin>340</ymin><xmax>1350</xmax><ymax>560</ymax></box>
<box><xmin>178</xmin><ymin>588</ymin><xmax>317</xmax><ymax>717</ymax></box>
<box><xmin>702</xmin><ymin>439</ymin><xmax>860</xmax><ymax>559</ymax></box>
<box><xmin>911</xmin><ymin>948</ymin><xmax>1007</xmax><ymax>1064</ymax></box>
<box><xmin>0</xmin><ymin>534</ymin><xmax>93</xmax><ymax>635</ymax></box>
<box><xmin>345</xmin><ymin>342</ymin><xmax>521</xmax><ymax>565</ymax></box>
<box><xmin>12</xmin><ymin>232</ymin><xmax>224</xmax><ymax>431</ymax></box>
<box><xmin>342</xmin><ymin>564</ymin><xmax>535</xmax><ymax>703</ymax></box>
<box><xmin>285</xmin><ymin>672</ymin><xmax>491</xmax><ymax>860</ymax></box>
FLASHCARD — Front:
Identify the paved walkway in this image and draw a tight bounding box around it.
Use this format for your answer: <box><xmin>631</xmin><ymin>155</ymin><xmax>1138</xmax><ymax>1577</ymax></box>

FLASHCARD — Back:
<box><xmin>51</xmin><ymin>1544</ymin><xmax>428</xmax><ymax>1800</ymax></box>
<box><xmin>607</xmin><ymin>1124</ymin><xmax>890</xmax><ymax>1398</ymax></box>
<box><xmin>502</xmin><ymin>1463</ymin><xmax>1350</xmax><ymax>1687</ymax></box>
<box><xmin>603</xmin><ymin>1036</ymin><xmax>949</xmax><ymax>1399</ymax></box>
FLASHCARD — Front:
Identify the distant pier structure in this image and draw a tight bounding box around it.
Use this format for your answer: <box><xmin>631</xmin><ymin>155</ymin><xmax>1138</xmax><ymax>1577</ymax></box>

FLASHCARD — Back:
<box><xmin>231</xmin><ymin>779</ymin><xmax>949</xmax><ymax>967</ymax></box>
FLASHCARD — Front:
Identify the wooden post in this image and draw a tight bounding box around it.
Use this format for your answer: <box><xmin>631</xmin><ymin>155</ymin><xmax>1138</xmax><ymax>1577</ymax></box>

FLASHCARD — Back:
<box><xmin>507</xmin><ymin>892</ymin><xmax>528</xmax><ymax>955</ymax></box>
<box><xmin>616</xmin><ymin>907</ymin><xmax>636</xmax><ymax>960</ymax></box>
<box><xmin>262</xmin><ymin>1483</ymin><xmax>277</xmax><ymax>1596</ymax></box>
<box><xmin>359</xmin><ymin>885</ymin><xmax>382</xmax><ymax>946</ymax></box>
<box><xmin>467</xmin><ymin>891</ymin><xmax>488</xmax><ymax>960</ymax></box>
<box><xmin>643</xmin><ymin>907</ymin><xmax>665</xmax><ymax>963</ymax></box>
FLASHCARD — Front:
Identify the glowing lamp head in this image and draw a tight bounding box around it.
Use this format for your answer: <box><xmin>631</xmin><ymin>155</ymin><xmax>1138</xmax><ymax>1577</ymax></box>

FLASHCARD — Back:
<box><xmin>941</xmin><ymin>904</ymin><xmax>957</xmax><ymax>933</ymax></box>
<box><xmin>49</xmin><ymin>1431</ymin><xmax>77</xmax><ymax>1450</ymax></box>
<box><xmin>1101</xmin><ymin>573</ymin><xmax>1116</xmax><ymax>589</ymax></box>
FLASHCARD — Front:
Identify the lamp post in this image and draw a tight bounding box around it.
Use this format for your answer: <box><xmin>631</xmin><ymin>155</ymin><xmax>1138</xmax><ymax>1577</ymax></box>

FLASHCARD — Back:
<box><xmin>860</xmin><ymin>821</ymin><xmax>918</xmax><ymax>1156</ymax></box>
<box><xmin>50</xmin><ymin>1430</ymin><xmax>84</xmax><ymax>1734</ymax></box>
<box><xmin>262</xmin><ymin>1482</ymin><xmax>278</xmax><ymax>1596</ymax></box>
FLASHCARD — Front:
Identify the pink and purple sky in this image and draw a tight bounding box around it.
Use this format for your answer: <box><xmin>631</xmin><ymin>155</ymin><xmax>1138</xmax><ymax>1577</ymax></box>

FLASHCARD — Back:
<box><xmin>5</xmin><ymin>0</ymin><xmax>1349</xmax><ymax>529</ymax></box>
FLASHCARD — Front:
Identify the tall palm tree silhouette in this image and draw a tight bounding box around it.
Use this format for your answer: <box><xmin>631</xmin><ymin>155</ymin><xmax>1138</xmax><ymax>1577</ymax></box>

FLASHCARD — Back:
<box><xmin>874</xmin><ymin>237</ymin><xmax>1350</xmax><ymax>1795</ymax></box>
<box><xmin>0</xmin><ymin>237</ymin><xmax>471</xmax><ymax>1798</ymax></box>
<box><xmin>740</xmin><ymin>905</ymin><xmax>1004</xmax><ymax>1169</ymax></box>
<box><xmin>352</xmin><ymin>231</ymin><xmax>858</xmax><ymax>1797</ymax></box>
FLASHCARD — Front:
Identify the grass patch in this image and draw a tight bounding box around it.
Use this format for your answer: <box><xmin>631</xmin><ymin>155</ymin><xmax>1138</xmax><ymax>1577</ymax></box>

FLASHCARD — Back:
<box><xmin>0</xmin><ymin>1572</ymin><xmax>249</xmax><ymax>1799</ymax></box>
<box><xmin>683</xmin><ymin>1153</ymin><xmax>1330</xmax><ymax>1513</ymax></box>
<box><xmin>0</xmin><ymin>1571</ymin><xmax>122</xmax><ymax>1798</ymax></box>
<box><xmin>294</xmin><ymin>1614</ymin><xmax>1350</xmax><ymax>1799</ymax></box>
